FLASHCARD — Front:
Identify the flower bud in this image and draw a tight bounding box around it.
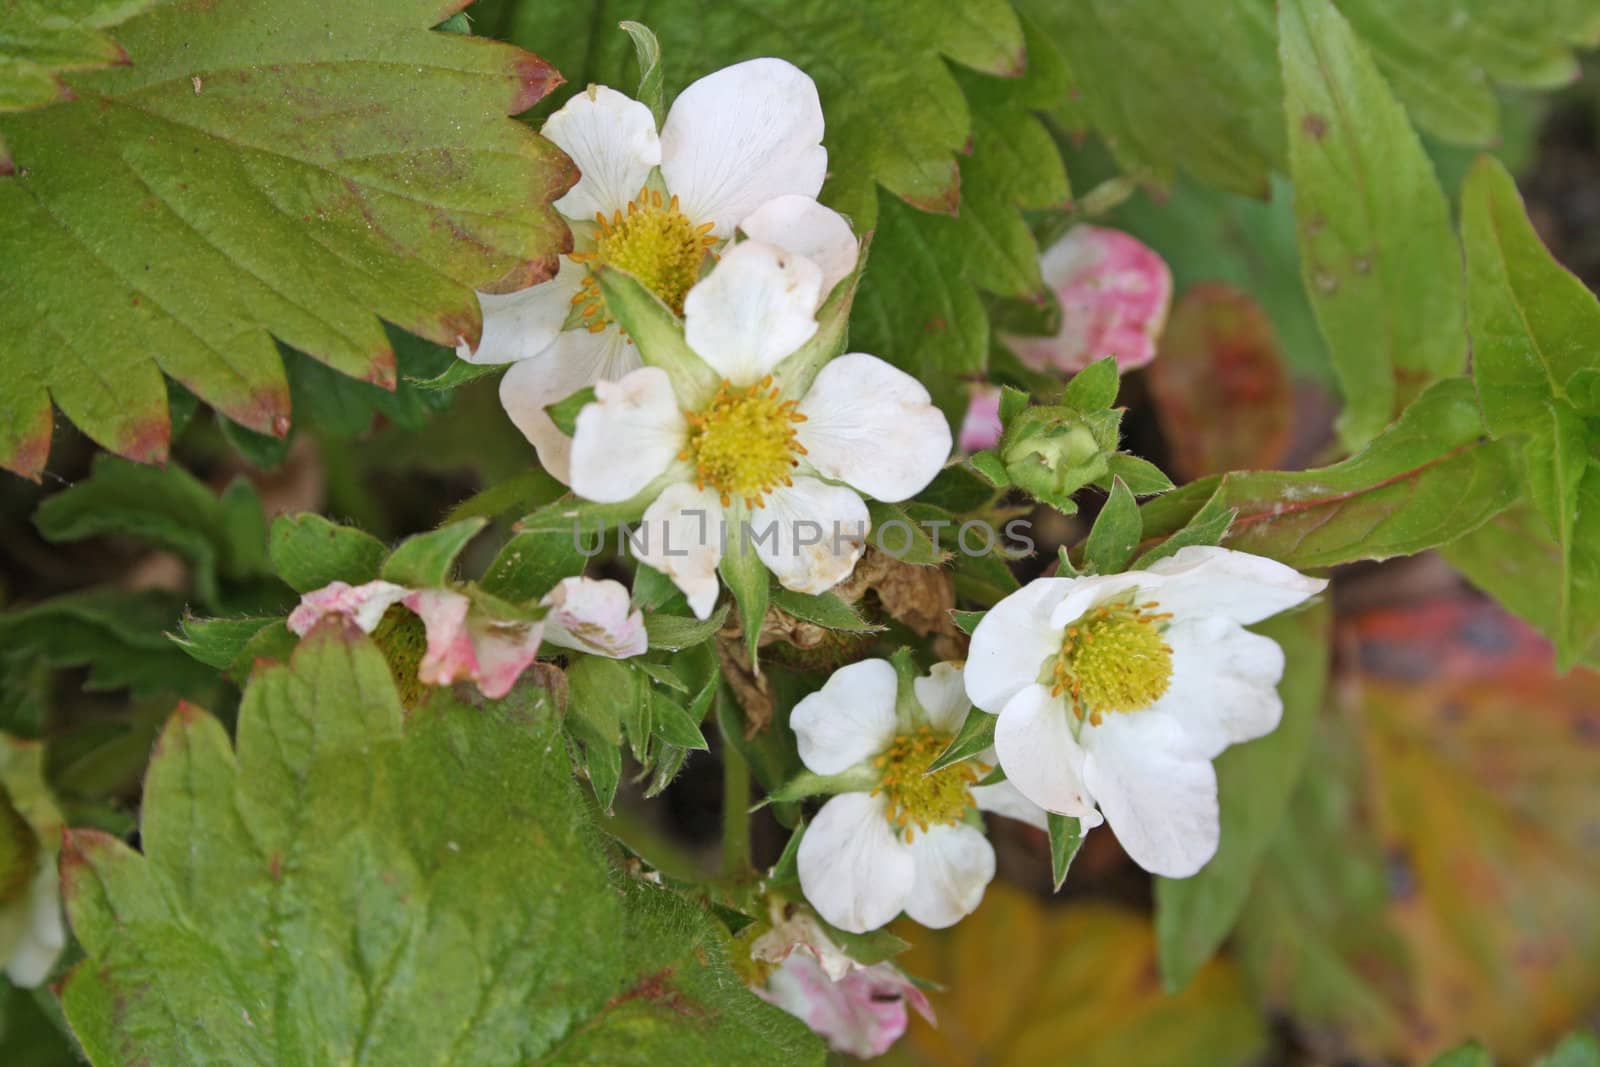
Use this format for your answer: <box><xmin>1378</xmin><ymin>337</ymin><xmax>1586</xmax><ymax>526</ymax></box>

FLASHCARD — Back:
<box><xmin>999</xmin><ymin>406</ymin><xmax>1113</xmax><ymax>509</ymax></box>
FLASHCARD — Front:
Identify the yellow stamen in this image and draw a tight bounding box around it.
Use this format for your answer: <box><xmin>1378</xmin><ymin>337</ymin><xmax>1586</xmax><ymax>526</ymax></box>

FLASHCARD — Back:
<box><xmin>684</xmin><ymin>377</ymin><xmax>804</xmax><ymax>507</ymax></box>
<box><xmin>1050</xmin><ymin>596</ymin><xmax>1174</xmax><ymax>723</ymax></box>
<box><xmin>869</xmin><ymin>725</ymin><xmax>986</xmax><ymax>840</ymax></box>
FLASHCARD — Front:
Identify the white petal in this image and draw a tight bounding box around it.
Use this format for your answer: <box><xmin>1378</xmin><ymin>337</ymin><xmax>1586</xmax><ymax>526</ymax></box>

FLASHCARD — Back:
<box><xmin>993</xmin><ymin>684</ymin><xmax>1097</xmax><ymax>818</ymax></box>
<box><xmin>4</xmin><ymin>860</ymin><xmax>64</xmax><ymax>988</ymax></box>
<box><xmin>498</xmin><ymin>326</ymin><xmax>640</xmax><ymax>485</ymax></box>
<box><xmin>795</xmin><ymin>353</ymin><xmax>952</xmax><ymax>503</ymax></box>
<box><xmin>739</xmin><ymin>195</ymin><xmax>860</xmax><ymax>297</ymax></box>
<box><xmin>1143</xmin><ymin>545</ymin><xmax>1326</xmax><ymax>626</ymax></box>
<box><xmin>963</xmin><ymin>578</ymin><xmax>1075</xmax><ymax>713</ymax></box>
<box><xmin>659</xmin><ymin>58</ymin><xmax>827</xmax><ymax>238</ymax></box>
<box><xmin>1082</xmin><ymin>712</ymin><xmax>1220</xmax><ymax>878</ymax></box>
<box><xmin>1152</xmin><ymin>616</ymin><xmax>1286</xmax><ymax>759</ymax></box>
<box><xmin>569</xmin><ymin>366</ymin><xmax>687</xmax><ymax>503</ymax></box>
<box><xmin>798</xmin><ymin>792</ymin><xmax>915</xmax><ymax>934</ymax></box>
<box><xmin>683</xmin><ymin>241</ymin><xmax>821</xmax><ymax>385</ymax></box>
<box><xmin>912</xmin><ymin>661</ymin><xmax>970</xmax><ymax>734</ymax></box>
<box><xmin>630</xmin><ymin>483</ymin><xmax>725</xmax><ymax>620</ymax></box>
<box><xmin>749</xmin><ymin>477</ymin><xmax>868</xmax><ymax>596</ymax></box>
<box><xmin>540</xmin><ymin>576</ymin><xmax>648</xmax><ymax>659</ymax></box>
<box><xmin>790</xmin><ymin>658</ymin><xmax>899</xmax><ymax>775</ymax></box>
<box><xmin>903</xmin><ymin>823</ymin><xmax>995</xmax><ymax>929</ymax></box>
<box><xmin>286</xmin><ymin>579</ymin><xmax>411</xmax><ymax>637</ymax></box>
<box><xmin>542</xmin><ymin>85</ymin><xmax>661</xmax><ymax>221</ymax></box>
<box><xmin>465</xmin><ymin>616</ymin><xmax>545</xmax><ymax>700</ymax></box>
<box><xmin>971</xmin><ymin>777</ymin><xmax>1048</xmax><ymax>831</ymax></box>
<box><xmin>456</xmin><ymin>257</ymin><xmax>586</xmax><ymax>365</ymax></box>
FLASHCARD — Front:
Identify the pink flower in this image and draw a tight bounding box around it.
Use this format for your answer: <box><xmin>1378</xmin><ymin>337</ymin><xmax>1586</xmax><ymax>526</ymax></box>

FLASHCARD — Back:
<box><xmin>957</xmin><ymin>384</ymin><xmax>1003</xmax><ymax>453</ymax></box>
<box><xmin>287</xmin><ymin>580</ymin><xmax>544</xmax><ymax>700</ymax></box>
<box><xmin>1005</xmin><ymin>224</ymin><xmax>1172</xmax><ymax>374</ymax></box>
<box><xmin>755</xmin><ymin>953</ymin><xmax>933</xmax><ymax>1059</ymax></box>
<box><xmin>540</xmin><ymin>576</ymin><xmax>648</xmax><ymax>659</ymax></box>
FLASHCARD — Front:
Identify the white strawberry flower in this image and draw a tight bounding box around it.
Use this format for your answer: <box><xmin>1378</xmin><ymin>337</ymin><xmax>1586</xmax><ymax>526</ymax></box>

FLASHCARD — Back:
<box><xmin>567</xmin><ymin>240</ymin><xmax>951</xmax><ymax>618</ymax></box>
<box><xmin>964</xmin><ymin>546</ymin><xmax>1326</xmax><ymax>878</ymax></box>
<box><xmin>791</xmin><ymin>661</ymin><xmax>1045</xmax><ymax>934</ymax></box>
<box><xmin>457</xmin><ymin>58</ymin><xmax>859</xmax><ymax>484</ymax></box>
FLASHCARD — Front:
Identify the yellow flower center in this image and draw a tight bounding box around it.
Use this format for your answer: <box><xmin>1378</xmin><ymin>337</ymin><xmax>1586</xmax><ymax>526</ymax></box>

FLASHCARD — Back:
<box><xmin>681</xmin><ymin>377</ymin><xmax>806</xmax><ymax>509</ymax></box>
<box><xmin>871</xmin><ymin>725</ymin><xmax>985</xmax><ymax>841</ymax></box>
<box><xmin>1051</xmin><ymin>596</ymin><xmax>1174</xmax><ymax>725</ymax></box>
<box><xmin>569</xmin><ymin>187</ymin><xmax>717</xmax><ymax>331</ymax></box>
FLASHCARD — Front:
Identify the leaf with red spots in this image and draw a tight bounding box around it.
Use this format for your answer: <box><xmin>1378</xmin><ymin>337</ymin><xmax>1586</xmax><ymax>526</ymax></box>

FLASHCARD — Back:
<box><xmin>0</xmin><ymin>0</ymin><xmax>576</xmax><ymax>479</ymax></box>
<box><xmin>57</xmin><ymin>625</ymin><xmax>820</xmax><ymax>1065</ymax></box>
<box><xmin>1279</xmin><ymin>0</ymin><xmax>1467</xmax><ymax>450</ymax></box>
<box><xmin>1146</xmin><ymin>283</ymin><xmax>1293</xmax><ymax>481</ymax></box>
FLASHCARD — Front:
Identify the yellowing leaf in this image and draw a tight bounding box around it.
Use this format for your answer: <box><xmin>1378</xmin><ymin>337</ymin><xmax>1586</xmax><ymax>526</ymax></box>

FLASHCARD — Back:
<box><xmin>885</xmin><ymin>882</ymin><xmax>1268</xmax><ymax>1067</ymax></box>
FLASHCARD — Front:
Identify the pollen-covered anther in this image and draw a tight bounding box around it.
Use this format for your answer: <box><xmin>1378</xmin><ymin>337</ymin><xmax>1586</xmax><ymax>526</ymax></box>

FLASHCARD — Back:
<box><xmin>684</xmin><ymin>377</ymin><xmax>806</xmax><ymax>509</ymax></box>
<box><xmin>567</xmin><ymin>185</ymin><xmax>717</xmax><ymax>332</ymax></box>
<box><xmin>1052</xmin><ymin>597</ymin><xmax>1174</xmax><ymax>724</ymax></box>
<box><xmin>869</xmin><ymin>725</ymin><xmax>983</xmax><ymax>841</ymax></box>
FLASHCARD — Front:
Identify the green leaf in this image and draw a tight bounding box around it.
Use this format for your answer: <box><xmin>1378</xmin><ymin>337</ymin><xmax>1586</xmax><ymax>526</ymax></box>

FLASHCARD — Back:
<box><xmin>769</xmin><ymin>589</ymin><xmax>881</xmax><ymax>633</ymax></box>
<box><xmin>1155</xmin><ymin>599</ymin><xmax>1332</xmax><ymax>992</ymax></box>
<box><xmin>479</xmin><ymin>525</ymin><xmax>589</xmax><ymax>603</ymax></box>
<box><xmin>1426</xmin><ymin>1044</ymin><xmax>1494</xmax><ymax>1067</ymax></box>
<box><xmin>0</xmin><ymin>0</ymin><xmax>573</xmax><ymax>479</ymax></box>
<box><xmin>1047</xmin><ymin>812</ymin><xmax>1084</xmax><ymax>892</ymax></box>
<box><xmin>1536</xmin><ymin>1033</ymin><xmax>1600</xmax><ymax>1067</ymax></box>
<box><xmin>925</xmin><ymin>709</ymin><xmax>996</xmax><ymax>774</ymax></box>
<box><xmin>1082</xmin><ymin>477</ymin><xmax>1141</xmax><ymax>575</ymax></box>
<box><xmin>1280</xmin><ymin>0</ymin><xmax>1467</xmax><ymax>449</ymax></box>
<box><xmin>950</xmin><ymin>609</ymin><xmax>986</xmax><ymax>635</ymax></box>
<box><xmin>634</xmin><ymin>661</ymin><xmax>688</xmax><ymax>694</ymax></box>
<box><xmin>1460</xmin><ymin>154</ymin><xmax>1600</xmax><ymax>668</ymax></box>
<box><xmin>1060</xmin><ymin>356</ymin><xmax>1120</xmax><ymax>413</ymax></box>
<box><xmin>917</xmin><ymin>462</ymin><xmax>1002</xmax><ymax>515</ymax></box>
<box><xmin>1103</xmin><ymin>453</ymin><xmax>1174</xmax><ymax>496</ymax></box>
<box><xmin>0</xmin><ymin>589</ymin><xmax>218</xmax><ymax>701</ymax></box>
<box><xmin>1022</xmin><ymin>0</ymin><xmax>1284</xmax><ymax>197</ymax></box>
<box><xmin>267</xmin><ymin>513</ymin><xmax>387</xmax><ymax>594</ymax></box>
<box><xmin>32</xmin><ymin>456</ymin><xmax>274</xmax><ymax>609</ymax></box>
<box><xmin>968</xmin><ymin>450</ymin><xmax>1011</xmax><ymax>488</ymax></box>
<box><xmin>171</xmin><ymin>615</ymin><xmax>278</xmax><ymax>673</ymax></box>
<box><xmin>57</xmin><ymin>626</ymin><xmax>821</xmax><ymax>1065</ymax></box>
<box><xmin>719</xmin><ymin>535</ymin><xmax>768</xmax><ymax>666</ymax></box>
<box><xmin>0</xmin><ymin>979</ymin><xmax>79</xmax><ymax>1066</ymax></box>
<box><xmin>763</xmin><ymin>767</ymin><xmax>880</xmax><ymax>807</ymax></box>
<box><xmin>443</xmin><ymin>467</ymin><xmax>568</xmax><ymax>526</ymax></box>
<box><xmin>952</xmin><ymin>551</ymin><xmax>1021</xmax><ymax>608</ymax></box>
<box><xmin>650</xmin><ymin>692</ymin><xmax>709</xmax><ymax>751</ymax></box>
<box><xmin>1442</xmin><ymin>501</ymin><xmax>1600</xmax><ymax>671</ymax></box>
<box><xmin>1132</xmin><ymin>491</ymin><xmax>1236</xmax><ymax>570</ymax></box>
<box><xmin>618</xmin><ymin>20</ymin><xmax>664</xmax><ymax>125</ymax></box>
<box><xmin>867</xmin><ymin>501</ymin><xmax>949</xmax><ymax>566</ymax></box>
<box><xmin>1138</xmin><ymin>379</ymin><xmax>1519</xmax><ymax>570</ymax></box>
<box><xmin>644</xmin><ymin>602</ymin><xmax>730</xmax><ymax>652</ymax></box>
<box><xmin>544</xmin><ymin>385</ymin><xmax>597</xmax><ymax>438</ymax></box>
<box><xmin>379</xmin><ymin>518</ymin><xmax>487</xmax><ymax>589</ymax></box>
<box><xmin>0</xmin><ymin>0</ymin><xmax>160</xmax><ymax>113</ymax></box>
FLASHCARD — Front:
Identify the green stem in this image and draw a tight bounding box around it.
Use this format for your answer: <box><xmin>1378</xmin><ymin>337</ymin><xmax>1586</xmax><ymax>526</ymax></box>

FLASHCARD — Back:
<box><xmin>720</xmin><ymin>739</ymin><xmax>751</xmax><ymax>876</ymax></box>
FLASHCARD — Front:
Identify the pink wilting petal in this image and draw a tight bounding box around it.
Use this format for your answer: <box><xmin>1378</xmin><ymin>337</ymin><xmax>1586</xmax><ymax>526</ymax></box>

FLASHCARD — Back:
<box><xmin>286</xmin><ymin>580</ymin><xmax>411</xmax><ymax>636</ymax></box>
<box><xmin>466</xmin><ymin>614</ymin><xmax>545</xmax><ymax>699</ymax></box>
<box><xmin>756</xmin><ymin>954</ymin><xmax>934</xmax><ymax>1059</ymax></box>
<box><xmin>403</xmin><ymin>589</ymin><xmax>479</xmax><ymax>688</ymax></box>
<box><xmin>540</xmin><ymin>576</ymin><xmax>647</xmax><ymax>659</ymax></box>
<box><xmin>1005</xmin><ymin>224</ymin><xmax>1172</xmax><ymax>374</ymax></box>
<box><xmin>749</xmin><ymin>903</ymin><xmax>859</xmax><ymax>982</ymax></box>
<box><xmin>957</xmin><ymin>384</ymin><xmax>1004</xmax><ymax>454</ymax></box>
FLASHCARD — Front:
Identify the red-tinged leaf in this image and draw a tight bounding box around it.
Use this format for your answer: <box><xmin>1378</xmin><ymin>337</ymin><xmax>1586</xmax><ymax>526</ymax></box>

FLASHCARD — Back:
<box><xmin>1146</xmin><ymin>282</ymin><xmax>1292</xmax><ymax>481</ymax></box>
<box><xmin>0</xmin><ymin>0</ymin><xmax>575</xmax><ymax>478</ymax></box>
<box><xmin>1137</xmin><ymin>378</ymin><xmax>1519</xmax><ymax>569</ymax></box>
